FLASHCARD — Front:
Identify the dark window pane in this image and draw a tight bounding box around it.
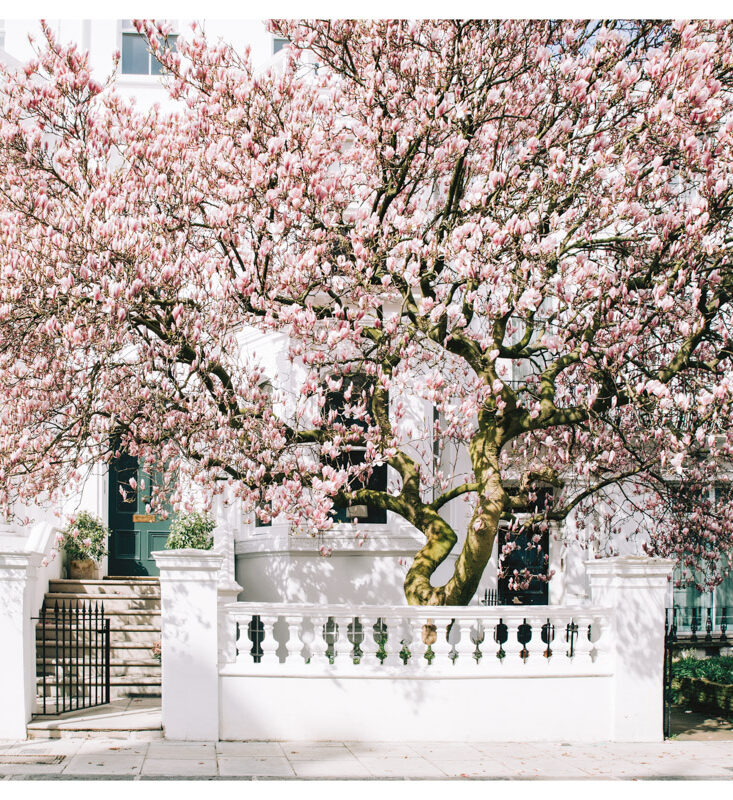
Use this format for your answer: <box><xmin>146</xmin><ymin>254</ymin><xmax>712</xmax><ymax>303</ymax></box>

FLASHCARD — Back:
<box><xmin>273</xmin><ymin>37</ymin><xmax>288</xmax><ymax>54</ymax></box>
<box><xmin>150</xmin><ymin>34</ymin><xmax>178</xmax><ymax>75</ymax></box>
<box><xmin>121</xmin><ymin>32</ymin><xmax>150</xmax><ymax>74</ymax></box>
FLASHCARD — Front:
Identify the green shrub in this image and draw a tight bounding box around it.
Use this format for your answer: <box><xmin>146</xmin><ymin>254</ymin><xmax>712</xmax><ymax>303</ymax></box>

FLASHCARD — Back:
<box><xmin>165</xmin><ymin>511</ymin><xmax>215</xmax><ymax>550</ymax></box>
<box><xmin>672</xmin><ymin>656</ymin><xmax>733</xmax><ymax>703</ymax></box>
<box><xmin>59</xmin><ymin>512</ymin><xmax>109</xmax><ymax>562</ymax></box>
<box><xmin>672</xmin><ymin>655</ymin><xmax>733</xmax><ymax>685</ymax></box>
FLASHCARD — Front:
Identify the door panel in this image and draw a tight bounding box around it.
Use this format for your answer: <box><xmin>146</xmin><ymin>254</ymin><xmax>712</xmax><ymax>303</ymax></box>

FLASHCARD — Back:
<box><xmin>108</xmin><ymin>453</ymin><xmax>172</xmax><ymax>577</ymax></box>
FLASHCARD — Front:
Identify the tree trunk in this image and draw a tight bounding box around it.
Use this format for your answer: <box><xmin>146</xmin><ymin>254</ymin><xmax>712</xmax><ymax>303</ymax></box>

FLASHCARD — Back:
<box><xmin>404</xmin><ymin>426</ymin><xmax>506</xmax><ymax>605</ymax></box>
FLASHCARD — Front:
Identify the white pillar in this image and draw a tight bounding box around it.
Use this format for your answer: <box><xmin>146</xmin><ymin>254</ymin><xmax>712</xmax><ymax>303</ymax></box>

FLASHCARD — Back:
<box><xmin>153</xmin><ymin>550</ymin><xmax>224</xmax><ymax>741</ymax></box>
<box><xmin>585</xmin><ymin>555</ymin><xmax>674</xmax><ymax>742</ymax></box>
<box><xmin>0</xmin><ymin>552</ymin><xmax>42</xmax><ymax>739</ymax></box>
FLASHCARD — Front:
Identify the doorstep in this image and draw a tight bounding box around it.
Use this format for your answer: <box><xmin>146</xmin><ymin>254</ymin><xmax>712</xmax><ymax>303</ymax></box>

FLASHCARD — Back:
<box><xmin>27</xmin><ymin>697</ymin><xmax>162</xmax><ymax>740</ymax></box>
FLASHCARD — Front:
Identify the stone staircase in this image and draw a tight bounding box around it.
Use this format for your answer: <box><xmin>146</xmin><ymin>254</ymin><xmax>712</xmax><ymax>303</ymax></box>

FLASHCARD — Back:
<box><xmin>36</xmin><ymin>578</ymin><xmax>161</xmax><ymax>708</ymax></box>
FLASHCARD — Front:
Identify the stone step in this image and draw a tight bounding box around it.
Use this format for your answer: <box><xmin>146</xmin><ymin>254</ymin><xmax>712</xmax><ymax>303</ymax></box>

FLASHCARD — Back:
<box><xmin>36</xmin><ymin>627</ymin><xmax>160</xmax><ymax>645</ymax></box>
<box><xmin>28</xmin><ymin>699</ymin><xmax>162</xmax><ymax>739</ymax></box>
<box><xmin>36</xmin><ymin>643</ymin><xmax>159</xmax><ymax>659</ymax></box>
<box><xmin>37</xmin><ymin>654</ymin><xmax>161</xmax><ymax>667</ymax></box>
<box><xmin>48</xmin><ymin>578</ymin><xmax>159</xmax><ymax>596</ymax></box>
<box><xmin>42</xmin><ymin>593</ymin><xmax>160</xmax><ymax>612</ymax></box>
<box><xmin>38</xmin><ymin>661</ymin><xmax>161</xmax><ymax>678</ymax></box>
<box><xmin>37</xmin><ymin>675</ymin><xmax>161</xmax><ymax>696</ymax></box>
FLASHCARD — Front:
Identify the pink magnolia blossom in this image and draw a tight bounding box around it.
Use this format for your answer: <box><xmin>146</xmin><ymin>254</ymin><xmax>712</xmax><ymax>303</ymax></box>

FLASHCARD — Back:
<box><xmin>1</xmin><ymin>20</ymin><xmax>733</xmax><ymax>602</ymax></box>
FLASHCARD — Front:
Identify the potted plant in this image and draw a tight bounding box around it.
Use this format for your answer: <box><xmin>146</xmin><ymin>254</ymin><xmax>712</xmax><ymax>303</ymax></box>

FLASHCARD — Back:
<box><xmin>60</xmin><ymin>512</ymin><xmax>109</xmax><ymax>579</ymax></box>
<box><xmin>165</xmin><ymin>511</ymin><xmax>215</xmax><ymax>550</ymax></box>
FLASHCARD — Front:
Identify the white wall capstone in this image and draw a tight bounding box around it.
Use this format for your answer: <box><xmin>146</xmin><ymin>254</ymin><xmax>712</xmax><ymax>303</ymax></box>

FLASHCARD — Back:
<box><xmin>152</xmin><ymin>549</ymin><xmax>224</xmax><ymax>741</ymax></box>
<box><xmin>585</xmin><ymin>555</ymin><xmax>674</xmax><ymax>742</ymax></box>
<box><xmin>0</xmin><ymin>551</ymin><xmax>43</xmax><ymax>739</ymax></box>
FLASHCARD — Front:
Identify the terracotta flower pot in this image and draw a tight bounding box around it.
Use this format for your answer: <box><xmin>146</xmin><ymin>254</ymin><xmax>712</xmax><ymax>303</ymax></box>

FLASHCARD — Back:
<box><xmin>69</xmin><ymin>559</ymin><xmax>99</xmax><ymax>580</ymax></box>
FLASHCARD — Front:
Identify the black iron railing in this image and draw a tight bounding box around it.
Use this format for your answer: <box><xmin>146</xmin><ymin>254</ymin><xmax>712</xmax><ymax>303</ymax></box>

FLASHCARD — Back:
<box><xmin>34</xmin><ymin>600</ymin><xmax>110</xmax><ymax>716</ymax></box>
<box><xmin>663</xmin><ymin>606</ymin><xmax>731</xmax><ymax>738</ymax></box>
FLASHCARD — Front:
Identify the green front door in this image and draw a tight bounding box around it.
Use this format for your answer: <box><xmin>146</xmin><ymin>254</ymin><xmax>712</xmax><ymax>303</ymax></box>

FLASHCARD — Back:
<box><xmin>108</xmin><ymin>452</ymin><xmax>172</xmax><ymax>576</ymax></box>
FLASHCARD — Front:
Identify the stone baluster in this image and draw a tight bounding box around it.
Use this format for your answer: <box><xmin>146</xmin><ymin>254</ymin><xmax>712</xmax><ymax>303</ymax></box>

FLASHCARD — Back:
<box><xmin>309</xmin><ymin>615</ymin><xmax>329</xmax><ymax>666</ymax></box>
<box><xmin>430</xmin><ymin>617</ymin><xmax>454</xmax><ymax>667</ymax></box>
<box><xmin>574</xmin><ymin>614</ymin><xmax>594</xmax><ymax>663</ymax></box>
<box><xmin>235</xmin><ymin>617</ymin><xmax>252</xmax><ymax>664</ymax></box>
<box><xmin>285</xmin><ymin>615</ymin><xmax>304</xmax><ymax>665</ymax></box>
<box><xmin>473</xmin><ymin>616</ymin><xmax>489</xmax><ymax>663</ymax></box>
<box><xmin>502</xmin><ymin>616</ymin><xmax>523</xmax><ymax>663</ymax></box>
<box><xmin>358</xmin><ymin>615</ymin><xmax>380</xmax><ymax>667</ymax></box>
<box><xmin>454</xmin><ymin>616</ymin><xmax>477</xmax><ymax>666</ymax></box>
<box><xmin>259</xmin><ymin>614</ymin><xmax>280</xmax><ymax>666</ymax></box>
<box><xmin>526</xmin><ymin>615</ymin><xmax>548</xmax><ymax>661</ymax></box>
<box><xmin>409</xmin><ymin>616</ymin><xmax>429</xmax><ymax>666</ymax></box>
<box><xmin>382</xmin><ymin>615</ymin><xmax>404</xmax><ymax>666</ymax></box>
<box><xmin>332</xmin><ymin>615</ymin><xmax>353</xmax><ymax>667</ymax></box>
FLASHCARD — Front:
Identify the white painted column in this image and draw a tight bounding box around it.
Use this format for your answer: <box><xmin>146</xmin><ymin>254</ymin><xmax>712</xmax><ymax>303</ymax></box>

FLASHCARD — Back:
<box><xmin>153</xmin><ymin>550</ymin><xmax>224</xmax><ymax>741</ymax></box>
<box><xmin>0</xmin><ymin>552</ymin><xmax>42</xmax><ymax>739</ymax></box>
<box><xmin>585</xmin><ymin>555</ymin><xmax>674</xmax><ymax>742</ymax></box>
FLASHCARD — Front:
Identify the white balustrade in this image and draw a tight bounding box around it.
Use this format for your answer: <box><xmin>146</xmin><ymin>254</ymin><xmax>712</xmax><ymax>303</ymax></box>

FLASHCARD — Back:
<box><xmin>222</xmin><ymin>603</ymin><xmax>615</xmax><ymax>675</ymax></box>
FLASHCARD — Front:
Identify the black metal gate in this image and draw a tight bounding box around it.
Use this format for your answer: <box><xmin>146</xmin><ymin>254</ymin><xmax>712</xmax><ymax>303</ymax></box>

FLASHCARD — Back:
<box><xmin>663</xmin><ymin>607</ymin><xmax>678</xmax><ymax>738</ymax></box>
<box><xmin>663</xmin><ymin>606</ymin><xmax>730</xmax><ymax>737</ymax></box>
<box><xmin>34</xmin><ymin>600</ymin><xmax>111</xmax><ymax>715</ymax></box>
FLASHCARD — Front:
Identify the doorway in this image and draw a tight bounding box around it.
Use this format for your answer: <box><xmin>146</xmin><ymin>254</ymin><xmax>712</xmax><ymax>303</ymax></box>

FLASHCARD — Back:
<box><xmin>107</xmin><ymin>452</ymin><xmax>172</xmax><ymax>576</ymax></box>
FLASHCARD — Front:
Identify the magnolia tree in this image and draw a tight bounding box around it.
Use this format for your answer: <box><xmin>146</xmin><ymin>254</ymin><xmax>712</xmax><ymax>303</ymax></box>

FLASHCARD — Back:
<box><xmin>2</xmin><ymin>19</ymin><xmax>733</xmax><ymax>605</ymax></box>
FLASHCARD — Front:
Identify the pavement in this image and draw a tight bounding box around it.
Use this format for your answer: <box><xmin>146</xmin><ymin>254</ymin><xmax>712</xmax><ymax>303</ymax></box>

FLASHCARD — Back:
<box><xmin>2</xmin><ymin>704</ymin><xmax>731</xmax><ymax>780</ymax></box>
<box><xmin>1</xmin><ymin>736</ymin><xmax>733</xmax><ymax>779</ymax></box>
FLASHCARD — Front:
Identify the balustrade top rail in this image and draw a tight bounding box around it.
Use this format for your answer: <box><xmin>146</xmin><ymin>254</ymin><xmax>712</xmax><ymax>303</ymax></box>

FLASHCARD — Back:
<box><xmin>225</xmin><ymin>601</ymin><xmax>610</xmax><ymax>620</ymax></box>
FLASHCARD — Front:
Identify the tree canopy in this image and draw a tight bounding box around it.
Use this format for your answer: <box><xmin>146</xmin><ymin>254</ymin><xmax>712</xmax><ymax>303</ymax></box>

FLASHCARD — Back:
<box><xmin>2</xmin><ymin>20</ymin><xmax>733</xmax><ymax>604</ymax></box>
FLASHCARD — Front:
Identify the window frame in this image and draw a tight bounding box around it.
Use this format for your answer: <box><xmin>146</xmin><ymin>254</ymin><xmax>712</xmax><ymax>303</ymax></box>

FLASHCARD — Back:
<box><xmin>119</xmin><ymin>19</ymin><xmax>179</xmax><ymax>77</ymax></box>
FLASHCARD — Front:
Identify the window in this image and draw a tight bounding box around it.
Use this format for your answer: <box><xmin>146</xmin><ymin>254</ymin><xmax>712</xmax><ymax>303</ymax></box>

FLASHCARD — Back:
<box><xmin>672</xmin><ymin>485</ymin><xmax>733</xmax><ymax>629</ymax></box>
<box><xmin>324</xmin><ymin>375</ymin><xmax>387</xmax><ymax>525</ymax></box>
<box><xmin>273</xmin><ymin>37</ymin><xmax>288</xmax><ymax>55</ymax></box>
<box><xmin>121</xmin><ymin>20</ymin><xmax>178</xmax><ymax>75</ymax></box>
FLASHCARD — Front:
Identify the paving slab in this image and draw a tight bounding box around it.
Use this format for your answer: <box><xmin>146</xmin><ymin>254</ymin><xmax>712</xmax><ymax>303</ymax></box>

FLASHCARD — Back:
<box><xmin>76</xmin><ymin>740</ymin><xmax>149</xmax><ymax>756</ymax></box>
<box><xmin>410</xmin><ymin>742</ymin><xmax>485</xmax><ymax>760</ymax></box>
<box><xmin>217</xmin><ymin>756</ymin><xmax>295</xmax><ymax>777</ymax></box>
<box><xmin>290</xmin><ymin>759</ymin><xmax>372</xmax><ymax>778</ymax></box>
<box><xmin>0</xmin><ymin>762</ymin><xmax>68</xmax><ymax>776</ymax></box>
<box><xmin>0</xmin><ymin>740</ymin><xmax>81</xmax><ymax>756</ymax></box>
<box><xmin>280</xmin><ymin>744</ymin><xmax>355</xmax><ymax>760</ymax></box>
<box><xmin>146</xmin><ymin>742</ymin><xmax>216</xmax><ymax>759</ymax></box>
<box><xmin>141</xmin><ymin>757</ymin><xmax>218</xmax><ymax>777</ymax></box>
<box><xmin>345</xmin><ymin>742</ymin><xmax>420</xmax><ymax>758</ymax></box>
<box><xmin>356</xmin><ymin>756</ymin><xmax>447</xmax><ymax>778</ymax></box>
<box><xmin>216</xmin><ymin>741</ymin><xmax>285</xmax><ymax>756</ymax></box>
<box><xmin>63</xmin><ymin>754</ymin><xmax>143</xmax><ymax>776</ymax></box>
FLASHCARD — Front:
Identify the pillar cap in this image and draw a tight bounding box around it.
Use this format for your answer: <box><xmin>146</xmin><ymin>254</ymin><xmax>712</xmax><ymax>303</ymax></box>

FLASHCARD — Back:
<box><xmin>152</xmin><ymin>549</ymin><xmax>224</xmax><ymax>573</ymax></box>
<box><xmin>585</xmin><ymin>554</ymin><xmax>675</xmax><ymax>579</ymax></box>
